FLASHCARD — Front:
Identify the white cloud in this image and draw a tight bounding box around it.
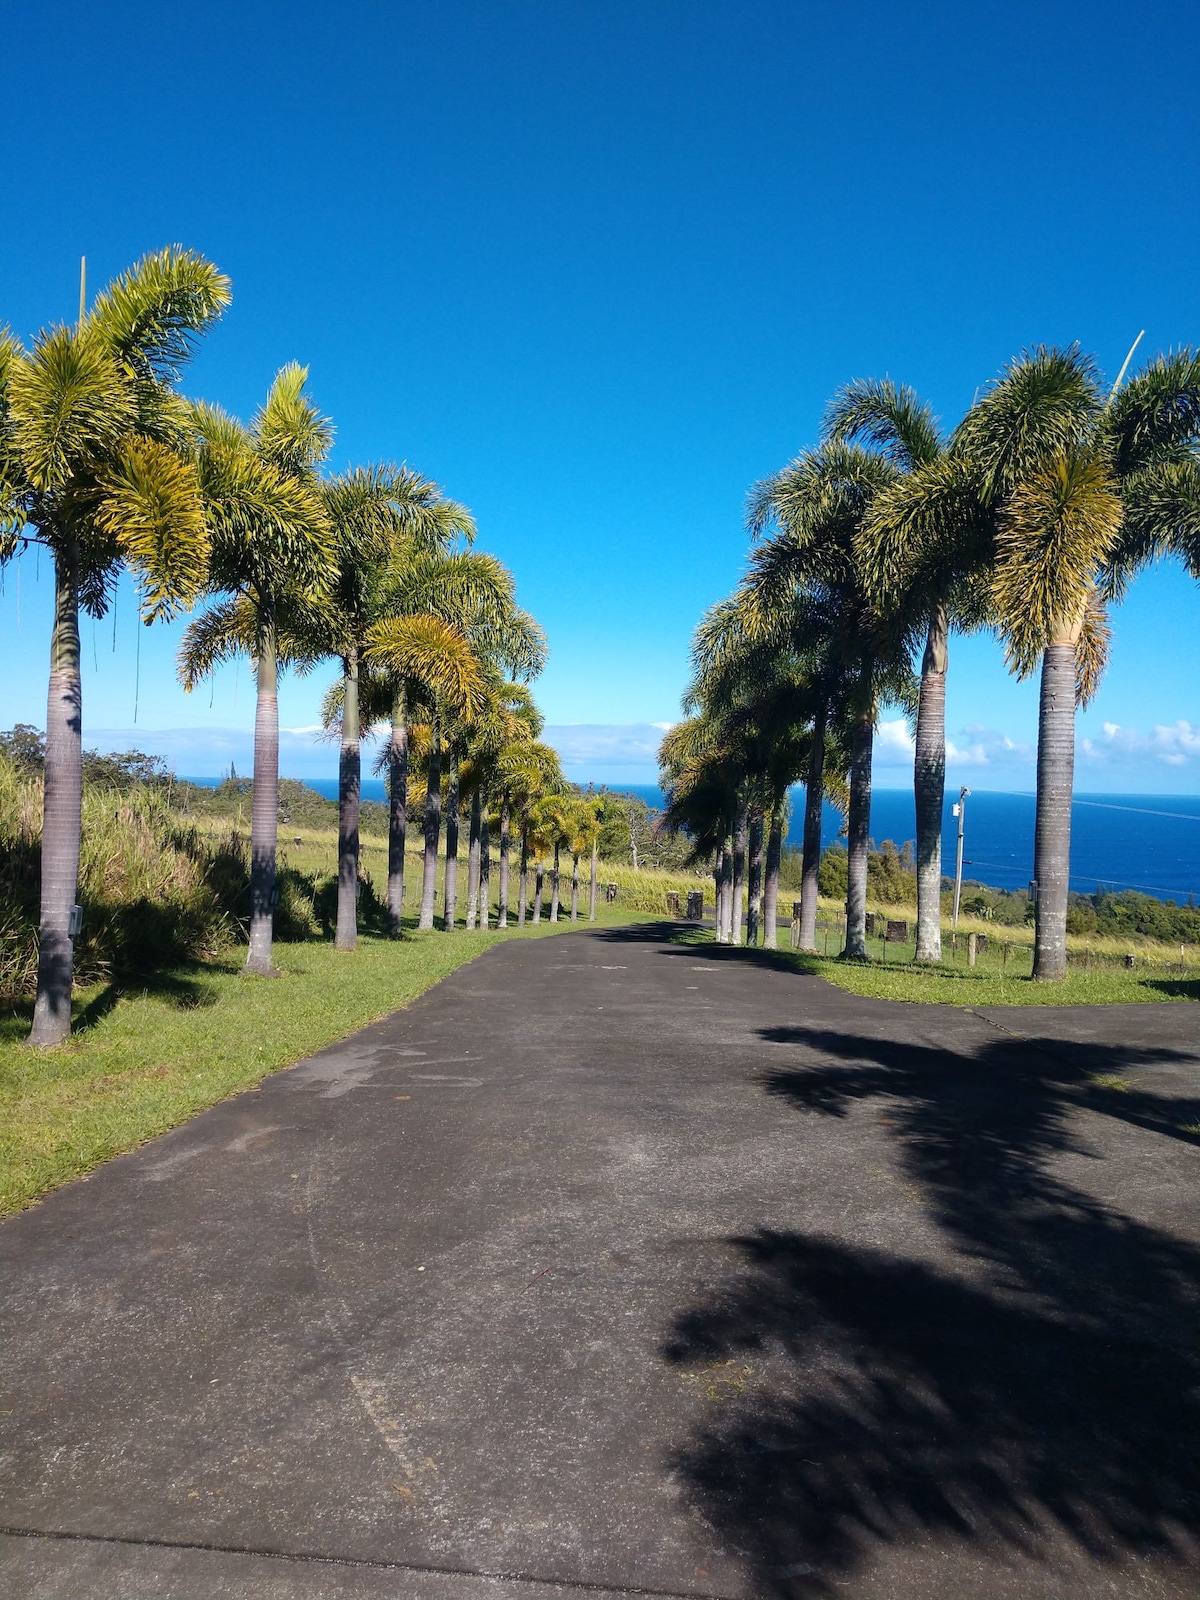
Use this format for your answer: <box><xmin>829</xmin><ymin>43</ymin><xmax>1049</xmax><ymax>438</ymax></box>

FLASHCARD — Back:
<box><xmin>872</xmin><ymin>718</ymin><xmax>1033</xmax><ymax>769</ymax></box>
<box><xmin>542</xmin><ymin>723</ymin><xmax>669</xmax><ymax>773</ymax></box>
<box><xmin>1081</xmin><ymin>720</ymin><xmax>1200</xmax><ymax>769</ymax></box>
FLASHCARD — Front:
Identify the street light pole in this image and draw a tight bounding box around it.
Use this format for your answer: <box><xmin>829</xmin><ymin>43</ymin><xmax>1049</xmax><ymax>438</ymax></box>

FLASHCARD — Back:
<box><xmin>951</xmin><ymin>786</ymin><xmax>971</xmax><ymax>929</ymax></box>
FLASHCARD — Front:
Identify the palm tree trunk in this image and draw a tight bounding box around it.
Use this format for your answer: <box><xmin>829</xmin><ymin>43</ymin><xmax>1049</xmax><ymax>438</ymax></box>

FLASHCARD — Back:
<box><xmin>465</xmin><ymin>788</ymin><xmax>482</xmax><ymax>930</ymax></box>
<box><xmin>1032</xmin><ymin>642</ymin><xmax>1075</xmax><ymax>980</ymax></box>
<box><xmin>498</xmin><ymin>793</ymin><xmax>510</xmax><ymax>929</ymax></box>
<box><xmin>443</xmin><ymin>755</ymin><xmax>460</xmax><ymax>929</ymax></box>
<box><xmin>589</xmin><ymin>839</ymin><xmax>598</xmax><ymax>921</ymax></box>
<box><xmin>763</xmin><ymin>800</ymin><xmax>783</xmax><ymax>951</ymax></box>
<box><xmin>716</xmin><ymin>839</ymin><xmax>732</xmax><ymax>944</ymax></box>
<box><xmin>914</xmin><ymin>605</ymin><xmax>947</xmax><ymax>963</ymax></box>
<box><xmin>798</xmin><ymin>699</ymin><xmax>827</xmax><ymax>952</ymax></box>
<box><xmin>335</xmin><ymin>648</ymin><xmax>360</xmax><ymax>952</ymax></box>
<box><xmin>533</xmin><ymin>861</ymin><xmax>544</xmax><ymax>923</ymax></box>
<box><xmin>518</xmin><ymin>829</ymin><xmax>529</xmax><ymax>926</ymax></box>
<box><xmin>747</xmin><ymin>808</ymin><xmax>763</xmax><ymax>948</ymax></box>
<box><xmin>386</xmin><ymin>683</ymin><xmax>408</xmax><ymax>937</ymax></box>
<box><xmin>479</xmin><ymin>815</ymin><xmax>491</xmax><ymax>929</ymax></box>
<box><xmin>29</xmin><ymin>545</ymin><xmax>83</xmax><ymax>1046</ymax></box>
<box><xmin>418</xmin><ymin>724</ymin><xmax>442</xmax><ymax>930</ymax></box>
<box><xmin>550</xmin><ymin>842</ymin><xmax>561</xmax><ymax>922</ymax></box>
<box><xmin>571</xmin><ymin>853</ymin><xmax>580</xmax><ymax>920</ymax></box>
<box><xmin>731</xmin><ymin>799</ymin><xmax>748</xmax><ymax>945</ymax></box>
<box><xmin>843</xmin><ymin>705</ymin><xmax>873</xmax><ymax>961</ymax></box>
<box><xmin>244</xmin><ymin>617</ymin><xmax>281</xmax><ymax>977</ymax></box>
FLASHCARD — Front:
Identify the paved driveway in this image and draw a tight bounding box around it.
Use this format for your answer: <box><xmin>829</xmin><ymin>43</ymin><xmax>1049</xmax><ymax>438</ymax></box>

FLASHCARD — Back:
<box><xmin>3</xmin><ymin>927</ymin><xmax>1198</xmax><ymax>1598</ymax></box>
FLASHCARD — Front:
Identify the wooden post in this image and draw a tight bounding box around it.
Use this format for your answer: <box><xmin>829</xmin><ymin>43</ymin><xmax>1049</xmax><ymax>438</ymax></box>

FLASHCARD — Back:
<box><xmin>790</xmin><ymin>900</ymin><xmax>802</xmax><ymax>950</ymax></box>
<box><xmin>968</xmin><ymin>932</ymin><xmax>978</xmax><ymax>968</ymax></box>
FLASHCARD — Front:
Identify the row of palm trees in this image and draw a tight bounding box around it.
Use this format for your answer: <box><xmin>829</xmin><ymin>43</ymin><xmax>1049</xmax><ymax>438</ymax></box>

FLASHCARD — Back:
<box><xmin>0</xmin><ymin>248</ymin><xmax>588</xmax><ymax>1047</ymax></box>
<box><xmin>662</xmin><ymin>345</ymin><xmax>1200</xmax><ymax>978</ymax></box>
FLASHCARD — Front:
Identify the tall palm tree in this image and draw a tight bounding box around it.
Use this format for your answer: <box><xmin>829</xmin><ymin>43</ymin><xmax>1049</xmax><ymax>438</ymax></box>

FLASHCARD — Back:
<box><xmin>954</xmin><ymin>344</ymin><xmax>1200</xmax><ymax>978</ymax></box>
<box><xmin>746</xmin><ymin>443</ymin><xmax>913</xmax><ymax>959</ymax></box>
<box><xmin>565</xmin><ymin>797</ymin><xmax>602</xmax><ymax>920</ymax></box>
<box><xmin>828</xmin><ymin>380</ymin><xmax>991</xmax><ymax>962</ymax></box>
<box><xmin>179</xmin><ymin>366</ymin><xmax>334</xmax><ymax>976</ymax></box>
<box><xmin>1</xmin><ymin>248</ymin><xmax>229</xmax><ymax>1044</ymax></box>
<box><xmin>310</xmin><ymin>467</ymin><xmax>474</xmax><ymax>949</ymax></box>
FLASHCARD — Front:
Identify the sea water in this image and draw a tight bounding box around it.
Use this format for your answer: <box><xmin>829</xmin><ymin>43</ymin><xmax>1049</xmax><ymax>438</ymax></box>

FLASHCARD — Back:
<box><xmin>186</xmin><ymin>777</ymin><xmax>1200</xmax><ymax>903</ymax></box>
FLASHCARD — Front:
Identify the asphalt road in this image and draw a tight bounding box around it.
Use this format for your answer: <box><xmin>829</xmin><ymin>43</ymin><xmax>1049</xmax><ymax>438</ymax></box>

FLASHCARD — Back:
<box><xmin>3</xmin><ymin>926</ymin><xmax>1198</xmax><ymax>1599</ymax></box>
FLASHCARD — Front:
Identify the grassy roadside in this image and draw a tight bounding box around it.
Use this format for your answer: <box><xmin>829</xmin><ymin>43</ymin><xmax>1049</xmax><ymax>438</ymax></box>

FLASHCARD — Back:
<box><xmin>667</xmin><ymin>925</ymin><xmax>1198</xmax><ymax>1006</ymax></box>
<box><xmin>0</xmin><ymin>910</ymin><xmax>639</xmax><ymax>1218</ymax></box>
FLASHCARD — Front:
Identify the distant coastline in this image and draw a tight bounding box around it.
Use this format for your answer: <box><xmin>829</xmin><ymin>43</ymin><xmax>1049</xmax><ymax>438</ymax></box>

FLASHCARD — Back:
<box><xmin>181</xmin><ymin>777</ymin><xmax>1200</xmax><ymax>905</ymax></box>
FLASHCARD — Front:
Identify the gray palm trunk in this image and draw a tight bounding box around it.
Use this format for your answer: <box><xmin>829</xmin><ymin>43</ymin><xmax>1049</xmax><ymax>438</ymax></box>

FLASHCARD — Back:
<box><xmin>1032</xmin><ymin>642</ymin><xmax>1075</xmax><ymax>980</ymax></box>
<box><xmin>418</xmin><ymin>726</ymin><xmax>442</xmax><ymax>930</ymax></box>
<box><xmin>386</xmin><ymin>685</ymin><xmax>408</xmax><ymax>936</ymax></box>
<box><xmin>518</xmin><ymin>830</ymin><xmax>529</xmax><ymax>925</ymax></box>
<box><xmin>533</xmin><ymin>862</ymin><xmax>544</xmax><ymax>923</ymax></box>
<box><xmin>550</xmin><ymin>843</ymin><xmax>561</xmax><ymax>922</ymax></box>
<box><xmin>746</xmin><ymin>809</ymin><xmax>764</xmax><ymax>948</ymax></box>
<box><xmin>731</xmin><ymin>800</ymin><xmax>748</xmax><ymax>945</ymax></box>
<box><xmin>914</xmin><ymin>606</ymin><xmax>948</xmax><ymax>962</ymax></box>
<box><xmin>335</xmin><ymin>648</ymin><xmax>360</xmax><ymax>952</ymax></box>
<box><xmin>29</xmin><ymin>547</ymin><xmax>83</xmax><ymax>1046</ymax></box>
<box><xmin>715</xmin><ymin>840</ymin><xmax>732</xmax><ymax>944</ymax></box>
<box><xmin>244</xmin><ymin>620</ymin><xmax>281</xmax><ymax>976</ymax></box>
<box><xmin>479</xmin><ymin>817</ymin><xmax>491</xmax><ymax>929</ymax></box>
<box><xmin>465</xmin><ymin>789</ymin><xmax>482</xmax><ymax>930</ymax></box>
<box><xmin>842</xmin><ymin>705</ymin><xmax>874</xmax><ymax>961</ymax></box>
<box><xmin>571</xmin><ymin>854</ymin><xmax>580</xmax><ymax>920</ymax></box>
<box><xmin>497</xmin><ymin>794</ymin><xmax>510</xmax><ymax>929</ymax></box>
<box><xmin>443</xmin><ymin>756</ymin><xmax>460</xmax><ymax>930</ymax></box>
<box><xmin>589</xmin><ymin>840</ymin><xmax>598</xmax><ymax>921</ymax></box>
<box><xmin>762</xmin><ymin>802</ymin><xmax>783</xmax><ymax>950</ymax></box>
<box><xmin>798</xmin><ymin>700</ymin><xmax>827</xmax><ymax>952</ymax></box>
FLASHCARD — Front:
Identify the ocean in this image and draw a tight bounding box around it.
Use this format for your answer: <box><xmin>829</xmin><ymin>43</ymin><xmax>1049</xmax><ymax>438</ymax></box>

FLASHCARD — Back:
<box><xmin>186</xmin><ymin>777</ymin><xmax>1200</xmax><ymax>904</ymax></box>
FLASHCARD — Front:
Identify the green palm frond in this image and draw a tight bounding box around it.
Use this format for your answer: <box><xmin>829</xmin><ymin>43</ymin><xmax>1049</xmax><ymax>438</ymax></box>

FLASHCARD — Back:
<box><xmin>365</xmin><ymin>613</ymin><xmax>487</xmax><ymax>719</ymax></box>
<box><xmin>252</xmin><ymin>363</ymin><xmax>333</xmax><ymax>477</ymax></box>
<box><xmin>1102</xmin><ymin>452</ymin><xmax>1200</xmax><ymax>596</ymax></box>
<box><xmin>178</xmin><ymin>596</ymin><xmax>259</xmax><ymax>688</ymax></box>
<box><xmin>7</xmin><ymin>326</ymin><xmax>135</xmax><ymax>497</ymax></box>
<box><xmin>992</xmin><ymin>452</ymin><xmax>1124</xmax><ymax>676</ymax></box>
<box><xmin>824</xmin><ymin>377</ymin><xmax>942</xmax><ymax>470</ymax></box>
<box><xmin>952</xmin><ymin>345</ymin><xmax>1102</xmax><ymax>502</ymax></box>
<box><xmin>1074</xmin><ymin>594</ymin><xmax>1112</xmax><ymax>708</ymax></box>
<box><xmin>94</xmin><ymin>436</ymin><xmax>209</xmax><ymax>621</ymax></box>
<box><xmin>1105</xmin><ymin>348</ymin><xmax>1200</xmax><ymax>476</ymax></box>
<box><xmin>856</xmin><ymin>455</ymin><xmax>989</xmax><ymax>613</ymax></box>
<box><xmin>87</xmin><ymin>246</ymin><xmax>231</xmax><ymax>384</ymax></box>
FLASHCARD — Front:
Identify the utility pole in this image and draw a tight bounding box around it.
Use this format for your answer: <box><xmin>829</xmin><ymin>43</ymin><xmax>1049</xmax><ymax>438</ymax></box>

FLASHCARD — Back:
<box><xmin>951</xmin><ymin>786</ymin><xmax>971</xmax><ymax>928</ymax></box>
<box><xmin>78</xmin><ymin>256</ymin><xmax>86</xmax><ymax>326</ymax></box>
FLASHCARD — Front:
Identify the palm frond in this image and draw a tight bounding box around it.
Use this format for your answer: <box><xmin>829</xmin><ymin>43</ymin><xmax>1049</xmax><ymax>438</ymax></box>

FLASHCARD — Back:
<box><xmin>1074</xmin><ymin>594</ymin><xmax>1112</xmax><ymax>708</ymax></box>
<box><xmin>992</xmin><ymin>451</ymin><xmax>1123</xmax><ymax>675</ymax></box>
<box><xmin>952</xmin><ymin>345</ymin><xmax>1102</xmax><ymax>502</ymax></box>
<box><xmin>365</xmin><ymin>613</ymin><xmax>487</xmax><ymax>719</ymax></box>
<box><xmin>178</xmin><ymin>596</ymin><xmax>258</xmax><ymax>688</ymax></box>
<box><xmin>88</xmin><ymin>246</ymin><xmax>231</xmax><ymax>384</ymax></box>
<box><xmin>824</xmin><ymin>377</ymin><xmax>942</xmax><ymax>470</ymax></box>
<box><xmin>94</xmin><ymin>437</ymin><xmax>209</xmax><ymax>621</ymax></box>
<box><xmin>7</xmin><ymin>326</ymin><xmax>135</xmax><ymax>497</ymax></box>
<box><xmin>1105</xmin><ymin>348</ymin><xmax>1200</xmax><ymax>476</ymax></box>
<box><xmin>252</xmin><ymin>363</ymin><xmax>333</xmax><ymax>477</ymax></box>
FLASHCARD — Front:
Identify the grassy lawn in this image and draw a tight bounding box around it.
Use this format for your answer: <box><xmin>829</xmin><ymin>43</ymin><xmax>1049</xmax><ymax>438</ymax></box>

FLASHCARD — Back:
<box><xmin>0</xmin><ymin>909</ymin><xmax>638</xmax><ymax>1218</ymax></box>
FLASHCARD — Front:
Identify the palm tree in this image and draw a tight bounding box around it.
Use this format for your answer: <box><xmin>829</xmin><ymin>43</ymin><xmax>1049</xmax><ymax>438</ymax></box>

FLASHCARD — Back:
<box><xmin>311</xmin><ymin>466</ymin><xmax>474</xmax><ymax>949</ymax></box>
<box><xmin>954</xmin><ymin>344</ymin><xmax>1200</xmax><ymax>978</ymax></box>
<box><xmin>828</xmin><ymin>380</ymin><xmax>991</xmax><ymax>963</ymax></box>
<box><xmin>565</xmin><ymin>797</ymin><xmax>602</xmax><ymax>920</ymax></box>
<box><xmin>1</xmin><ymin>248</ymin><xmax>229</xmax><ymax>1044</ymax></box>
<box><xmin>179</xmin><ymin>366</ymin><xmax>334</xmax><ymax>976</ymax></box>
<box><xmin>746</xmin><ymin>443</ymin><xmax>913</xmax><ymax>959</ymax></box>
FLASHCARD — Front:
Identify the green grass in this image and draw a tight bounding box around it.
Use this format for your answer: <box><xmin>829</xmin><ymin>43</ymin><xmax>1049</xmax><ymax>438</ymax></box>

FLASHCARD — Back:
<box><xmin>764</xmin><ymin>943</ymin><xmax>1198</xmax><ymax>1006</ymax></box>
<box><xmin>0</xmin><ymin>909</ymin><xmax>639</xmax><ymax>1218</ymax></box>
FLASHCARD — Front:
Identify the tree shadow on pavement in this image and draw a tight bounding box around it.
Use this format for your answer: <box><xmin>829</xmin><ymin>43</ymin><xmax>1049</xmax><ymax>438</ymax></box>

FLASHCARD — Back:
<box><xmin>661</xmin><ymin>1025</ymin><xmax>1200</xmax><ymax>1598</ymax></box>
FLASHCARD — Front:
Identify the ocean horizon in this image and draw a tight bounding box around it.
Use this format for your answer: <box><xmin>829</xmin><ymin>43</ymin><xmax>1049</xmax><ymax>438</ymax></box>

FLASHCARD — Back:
<box><xmin>182</xmin><ymin>776</ymin><xmax>1200</xmax><ymax>904</ymax></box>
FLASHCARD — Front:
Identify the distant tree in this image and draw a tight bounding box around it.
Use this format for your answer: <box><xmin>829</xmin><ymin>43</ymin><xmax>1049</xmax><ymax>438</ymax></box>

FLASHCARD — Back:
<box><xmin>0</xmin><ymin>725</ymin><xmax>46</xmax><ymax>773</ymax></box>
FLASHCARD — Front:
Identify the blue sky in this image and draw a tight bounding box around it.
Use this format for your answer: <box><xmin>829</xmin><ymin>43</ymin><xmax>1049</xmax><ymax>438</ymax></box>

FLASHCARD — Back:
<box><xmin>2</xmin><ymin>0</ymin><xmax>1198</xmax><ymax>791</ymax></box>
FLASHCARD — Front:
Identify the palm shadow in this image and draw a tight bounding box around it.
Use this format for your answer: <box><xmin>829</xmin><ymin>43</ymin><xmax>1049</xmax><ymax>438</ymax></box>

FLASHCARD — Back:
<box><xmin>663</xmin><ymin>1023</ymin><xmax>1200</xmax><ymax>1596</ymax></box>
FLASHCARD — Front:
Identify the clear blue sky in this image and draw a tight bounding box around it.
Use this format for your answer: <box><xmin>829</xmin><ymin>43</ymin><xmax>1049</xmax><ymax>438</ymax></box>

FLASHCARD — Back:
<box><xmin>2</xmin><ymin>0</ymin><xmax>1197</xmax><ymax>790</ymax></box>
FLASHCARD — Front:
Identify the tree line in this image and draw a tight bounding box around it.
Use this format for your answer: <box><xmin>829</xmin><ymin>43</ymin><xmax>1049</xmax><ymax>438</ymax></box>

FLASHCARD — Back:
<box><xmin>0</xmin><ymin>249</ymin><xmax>598</xmax><ymax>1046</ymax></box>
<box><xmin>660</xmin><ymin>351</ymin><xmax>1200</xmax><ymax>977</ymax></box>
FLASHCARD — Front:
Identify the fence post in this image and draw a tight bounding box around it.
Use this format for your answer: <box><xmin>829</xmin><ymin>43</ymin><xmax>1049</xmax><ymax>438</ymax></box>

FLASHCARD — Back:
<box><xmin>967</xmin><ymin>932</ymin><xmax>977</xmax><ymax>968</ymax></box>
<box><xmin>790</xmin><ymin>900</ymin><xmax>802</xmax><ymax>950</ymax></box>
